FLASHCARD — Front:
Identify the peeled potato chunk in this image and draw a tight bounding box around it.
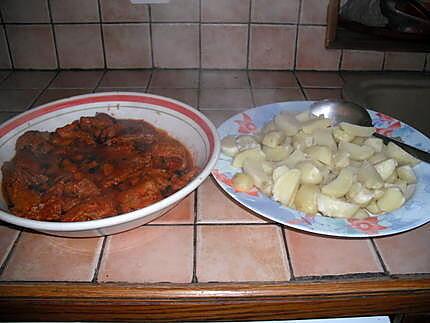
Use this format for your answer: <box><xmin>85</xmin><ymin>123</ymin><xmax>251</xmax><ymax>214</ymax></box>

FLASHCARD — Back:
<box><xmin>339</xmin><ymin>122</ymin><xmax>375</xmax><ymax>137</ymax></box>
<box><xmin>295</xmin><ymin>184</ymin><xmax>320</xmax><ymax>214</ymax></box>
<box><xmin>334</xmin><ymin>150</ymin><xmax>350</xmax><ymax>168</ymax></box>
<box><xmin>317</xmin><ymin>193</ymin><xmax>359</xmax><ymax>218</ymax></box>
<box><xmin>305</xmin><ymin>145</ymin><xmax>333</xmax><ymax>166</ymax></box>
<box><xmin>374</xmin><ymin>158</ymin><xmax>398</xmax><ymax>181</ymax></box>
<box><xmin>333</xmin><ymin>126</ymin><xmax>355</xmax><ymax>143</ymax></box>
<box><xmin>353</xmin><ymin>209</ymin><xmax>370</xmax><ymax>219</ymax></box>
<box><xmin>364</xmin><ymin>137</ymin><xmax>384</xmax><ymax>153</ymax></box>
<box><xmin>285</xmin><ymin>149</ymin><xmax>308</xmax><ymax>168</ymax></box>
<box><xmin>274</xmin><ymin>113</ymin><xmax>301</xmax><ymax>136</ymax></box>
<box><xmin>262</xmin><ymin>131</ymin><xmax>285</xmax><ymax>148</ymax></box>
<box><xmin>232</xmin><ymin>148</ymin><xmax>265</xmax><ymax>168</ymax></box>
<box><xmin>232</xmin><ymin>173</ymin><xmax>254</xmax><ymax>192</ymax></box>
<box><xmin>272</xmin><ymin>165</ymin><xmax>289</xmax><ymax>182</ymax></box>
<box><xmin>358</xmin><ymin>162</ymin><xmax>384</xmax><ymax>189</ymax></box>
<box><xmin>221</xmin><ymin>135</ymin><xmax>239</xmax><ymax>157</ymax></box>
<box><xmin>262</xmin><ymin>145</ymin><xmax>292</xmax><ymax>162</ymax></box>
<box><xmin>366</xmin><ymin>200</ymin><xmax>383</xmax><ymax>215</ymax></box>
<box><xmin>243</xmin><ymin>158</ymin><xmax>273</xmax><ymax>195</ymax></box>
<box><xmin>273</xmin><ymin>169</ymin><xmax>301</xmax><ymax>207</ymax></box>
<box><xmin>396</xmin><ymin>165</ymin><xmax>417</xmax><ymax>184</ymax></box>
<box><xmin>313</xmin><ymin>128</ymin><xmax>337</xmax><ymax>151</ymax></box>
<box><xmin>321</xmin><ymin>167</ymin><xmax>355</xmax><ymax>198</ymax></box>
<box><xmin>368</xmin><ymin>152</ymin><xmax>387</xmax><ymax>165</ymax></box>
<box><xmin>347</xmin><ymin>183</ymin><xmax>374</xmax><ymax>206</ymax></box>
<box><xmin>296</xmin><ymin>161</ymin><xmax>323</xmax><ymax>185</ymax></box>
<box><xmin>376</xmin><ymin>187</ymin><xmax>405</xmax><ymax>212</ymax></box>
<box><xmin>293</xmin><ymin>131</ymin><xmax>314</xmax><ymax>151</ymax></box>
<box><xmin>339</xmin><ymin>142</ymin><xmax>375</xmax><ymax>161</ymax></box>
<box><xmin>236</xmin><ymin>135</ymin><xmax>260</xmax><ymax>151</ymax></box>
<box><xmin>385</xmin><ymin>142</ymin><xmax>420</xmax><ymax>166</ymax></box>
<box><xmin>301</xmin><ymin>117</ymin><xmax>331</xmax><ymax>134</ymax></box>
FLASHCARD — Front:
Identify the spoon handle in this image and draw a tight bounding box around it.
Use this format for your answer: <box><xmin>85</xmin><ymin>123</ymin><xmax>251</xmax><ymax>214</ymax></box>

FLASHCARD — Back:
<box><xmin>373</xmin><ymin>132</ymin><xmax>430</xmax><ymax>163</ymax></box>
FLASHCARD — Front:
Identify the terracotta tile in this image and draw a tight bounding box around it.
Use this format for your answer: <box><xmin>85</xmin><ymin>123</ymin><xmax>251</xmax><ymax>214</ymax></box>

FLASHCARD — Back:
<box><xmin>149</xmin><ymin>69</ymin><xmax>198</xmax><ymax>88</ymax></box>
<box><xmin>0</xmin><ymin>71</ymin><xmax>55</xmax><ymax>89</ymax></box>
<box><xmin>0</xmin><ymin>225</ymin><xmax>20</xmax><ymax>267</ymax></box>
<box><xmin>1</xmin><ymin>232</ymin><xmax>103</xmax><ymax>281</ymax></box>
<box><xmin>151</xmin><ymin>0</ymin><xmax>199</xmax><ymax>22</ymax></box>
<box><xmin>197</xmin><ymin>225</ymin><xmax>290</xmax><ymax>282</ymax></box>
<box><xmin>249</xmin><ymin>25</ymin><xmax>296</xmax><ymax>70</ymax></box>
<box><xmin>253</xmin><ymin>88</ymin><xmax>304</xmax><ymax>106</ymax></box>
<box><xmin>201</xmin><ymin>24</ymin><xmax>248</xmax><ymax>69</ymax></box>
<box><xmin>0</xmin><ymin>71</ymin><xmax>11</xmax><ymax>83</ymax></box>
<box><xmin>50</xmin><ymin>71</ymin><xmax>104</xmax><ymax>89</ymax></box>
<box><xmin>7</xmin><ymin>25</ymin><xmax>57</xmax><ymax>69</ymax></box>
<box><xmin>55</xmin><ymin>24</ymin><xmax>104</xmax><ymax>69</ymax></box>
<box><xmin>100</xmin><ymin>0</ymin><xmax>149</xmax><ymax>22</ymax></box>
<box><xmin>51</xmin><ymin>0</ymin><xmax>99</xmax><ymax>23</ymax></box>
<box><xmin>199</xmin><ymin>88</ymin><xmax>253</xmax><ymax>110</ymax></box>
<box><xmin>152</xmin><ymin>24</ymin><xmax>199</xmax><ymax>68</ymax></box>
<box><xmin>201</xmin><ymin>0</ymin><xmax>250</xmax><ymax>23</ymax></box>
<box><xmin>33</xmin><ymin>89</ymin><xmax>91</xmax><ymax>107</ymax></box>
<box><xmin>200</xmin><ymin>70</ymin><xmax>249</xmax><ymax>88</ymax></box>
<box><xmin>150</xmin><ymin>192</ymin><xmax>194</xmax><ymax>224</ymax></box>
<box><xmin>384</xmin><ymin>52</ymin><xmax>426</xmax><ymax>71</ymax></box>
<box><xmin>1</xmin><ymin>0</ymin><xmax>50</xmax><ymax>23</ymax></box>
<box><xmin>249</xmin><ymin>71</ymin><xmax>298</xmax><ymax>88</ymax></box>
<box><xmin>103</xmin><ymin>24</ymin><xmax>152</xmax><ymax>68</ymax></box>
<box><xmin>374</xmin><ymin>224</ymin><xmax>430</xmax><ymax>274</ymax></box>
<box><xmin>303</xmin><ymin>88</ymin><xmax>343</xmax><ymax>100</ymax></box>
<box><xmin>296</xmin><ymin>26</ymin><xmax>341</xmax><ymax>70</ymax></box>
<box><xmin>147</xmin><ymin>88</ymin><xmax>198</xmax><ymax>107</ymax></box>
<box><xmin>286</xmin><ymin>229</ymin><xmax>383</xmax><ymax>277</ymax></box>
<box><xmin>201</xmin><ymin>109</ymin><xmax>240</xmax><ymax>127</ymax></box>
<box><xmin>341</xmin><ymin>50</ymin><xmax>384</xmax><ymax>71</ymax></box>
<box><xmin>300</xmin><ymin>0</ymin><xmax>330</xmax><ymax>25</ymax></box>
<box><xmin>0</xmin><ymin>112</ymin><xmax>18</xmax><ymax>123</ymax></box>
<box><xmin>251</xmin><ymin>0</ymin><xmax>300</xmax><ymax>23</ymax></box>
<box><xmin>0</xmin><ymin>90</ymin><xmax>41</xmax><ymax>111</ymax></box>
<box><xmin>98</xmin><ymin>226</ymin><xmax>193</xmax><ymax>283</ymax></box>
<box><xmin>99</xmin><ymin>70</ymin><xmax>151</xmax><ymax>88</ymax></box>
<box><xmin>197</xmin><ymin>177</ymin><xmax>266</xmax><ymax>223</ymax></box>
<box><xmin>295</xmin><ymin>71</ymin><xmax>343</xmax><ymax>88</ymax></box>
<box><xmin>0</xmin><ymin>28</ymin><xmax>11</xmax><ymax>69</ymax></box>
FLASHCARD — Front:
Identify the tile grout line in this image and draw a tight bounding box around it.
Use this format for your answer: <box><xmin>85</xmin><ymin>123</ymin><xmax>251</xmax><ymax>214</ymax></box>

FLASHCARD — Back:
<box><xmin>382</xmin><ymin>52</ymin><xmax>387</xmax><ymax>71</ymax></box>
<box><xmin>0</xmin><ymin>15</ymin><xmax>14</xmax><ymax>69</ymax></box>
<box><xmin>92</xmin><ymin>69</ymin><xmax>107</xmax><ymax>92</ymax></box>
<box><xmin>148</xmin><ymin>5</ymin><xmax>155</xmax><ymax>68</ymax></box>
<box><xmin>198</xmin><ymin>0</ymin><xmax>202</xmax><ymax>70</ymax></box>
<box><xmin>46</xmin><ymin>0</ymin><xmax>61</xmax><ymax>69</ymax></box>
<box><xmin>370</xmin><ymin>238</ymin><xmax>389</xmax><ymax>275</ymax></box>
<box><xmin>92</xmin><ymin>236</ymin><xmax>108</xmax><ymax>283</ymax></box>
<box><xmin>97</xmin><ymin>0</ymin><xmax>108</xmax><ymax>69</ymax></box>
<box><xmin>246</xmin><ymin>0</ymin><xmax>252</xmax><ymax>69</ymax></box>
<box><xmin>29</xmin><ymin>70</ymin><xmax>60</xmax><ymax>109</ymax></box>
<box><xmin>247</xmin><ymin>70</ymin><xmax>256</xmax><ymax>107</ymax></box>
<box><xmin>0</xmin><ymin>230</ymin><xmax>22</xmax><ymax>276</ymax></box>
<box><xmin>281</xmin><ymin>228</ymin><xmax>296</xmax><ymax>281</ymax></box>
<box><xmin>293</xmin><ymin>0</ymin><xmax>303</xmax><ymax>70</ymax></box>
<box><xmin>292</xmin><ymin>71</ymin><xmax>307</xmax><ymax>99</ymax></box>
<box><xmin>145</xmin><ymin>69</ymin><xmax>154</xmax><ymax>92</ymax></box>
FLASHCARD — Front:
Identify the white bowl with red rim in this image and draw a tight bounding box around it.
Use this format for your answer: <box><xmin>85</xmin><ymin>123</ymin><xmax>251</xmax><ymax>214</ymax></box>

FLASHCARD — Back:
<box><xmin>0</xmin><ymin>92</ymin><xmax>220</xmax><ymax>237</ymax></box>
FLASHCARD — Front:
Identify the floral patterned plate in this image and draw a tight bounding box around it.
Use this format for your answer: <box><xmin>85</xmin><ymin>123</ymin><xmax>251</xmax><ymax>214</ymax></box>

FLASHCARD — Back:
<box><xmin>212</xmin><ymin>101</ymin><xmax>430</xmax><ymax>237</ymax></box>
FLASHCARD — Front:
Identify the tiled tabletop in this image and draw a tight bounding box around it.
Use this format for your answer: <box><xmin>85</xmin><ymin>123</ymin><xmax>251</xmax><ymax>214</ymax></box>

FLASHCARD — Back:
<box><xmin>0</xmin><ymin>69</ymin><xmax>429</xmax><ymax>285</ymax></box>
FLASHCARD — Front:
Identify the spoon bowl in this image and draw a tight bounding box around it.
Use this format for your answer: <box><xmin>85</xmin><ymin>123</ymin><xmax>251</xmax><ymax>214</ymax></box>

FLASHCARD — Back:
<box><xmin>309</xmin><ymin>99</ymin><xmax>430</xmax><ymax>163</ymax></box>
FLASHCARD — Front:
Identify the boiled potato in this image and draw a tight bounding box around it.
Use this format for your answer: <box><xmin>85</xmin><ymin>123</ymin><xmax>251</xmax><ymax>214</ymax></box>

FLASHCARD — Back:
<box><xmin>339</xmin><ymin>122</ymin><xmax>375</xmax><ymax>137</ymax></box>
<box><xmin>385</xmin><ymin>142</ymin><xmax>420</xmax><ymax>166</ymax></box>
<box><xmin>232</xmin><ymin>148</ymin><xmax>265</xmax><ymax>168</ymax></box>
<box><xmin>285</xmin><ymin>149</ymin><xmax>308</xmax><ymax>168</ymax></box>
<box><xmin>232</xmin><ymin>173</ymin><xmax>254</xmax><ymax>192</ymax></box>
<box><xmin>357</xmin><ymin>162</ymin><xmax>384</xmax><ymax>189</ymax></box>
<box><xmin>272</xmin><ymin>165</ymin><xmax>289</xmax><ymax>182</ymax></box>
<box><xmin>313</xmin><ymin>128</ymin><xmax>337</xmax><ymax>151</ymax></box>
<box><xmin>293</xmin><ymin>131</ymin><xmax>314</xmax><ymax>151</ymax></box>
<box><xmin>262</xmin><ymin>145</ymin><xmax>292</xmax><ymax>162</ymax></box>
<box><xmin>374</xmin><ymin>158</ymin><xmax>398</xmax><ymax>181</ymax></box>
<box><xmin>296</xmin><ymin>161</ymin><xmax>323</xmax><ymax>185</ymax></box>
<box><xmin>333</xmin><ymin>126</ymin><xmax>355</xmax><ymax>143</ymax></box>
<box><xmin>272</xmin><ymin>169</ymin><xmax>301</xmax><ymax>207</ymax></box>
<box><xmin>221</xmin><ymin>135</ymin><xmax>239</xmax><ymax>157</ymax></box>
<box><xmin>321</xmin><ymin>167</ymin><xmax>355</xmax><ymax>198</ymax></box>
<box><xmin>364</xmin><ymin>137</ymin><xmax>384</xmax><ymax>153</ymax></box>
<box><xmin>295</xmin><ymin>110</ymin><xmax>313</xmax><ymax>122</ymax></box>
<box><xmin>262</xmin><ymin>120</ymin><xmax>277</xmax><ymax>133</ymax></box>
<box><xmin>347</xmin><ymin>183</ymin><xmax>374</xmax><ymax>206</ymax></box>
<box><xmin>396</xmin><ymin>165</ymin><xmax>417</xmax><ymax>184</ymax></box>
<box><xmin>366</xmin><ymin>200</ymin><xmax>383</xmax><ymax>215</ymax></box>
<box><xmin>274</xmin><ymin>113</ymin><xmax>301</xmax><ymax>136</ymax></box>
<box><xmin>333</xmin><ymin>150</ymin><xmax>350</xmax><ymax>168</ymax></box>
<box><xmin>295</xmin><ymin>184</ymin><xmax>319</xmax><ymax>214</ymax></box>
<box><xmin>353</xmin><ymin>209</ymin><xmax>370</xmax><ymax>219</ymax></box>
<box><xmin>317</xmin><ymin>193</ymin><xmax>359</xmax><ymax>218</ymax></box>
<box><xmin>368</xmin><ymin>152</ymin><xmax>387</xmax><ymax>165</ymax></box>
<box><xmin>301</xmin><ymin>117</ymin><xmax>331</xmax><ymax>134</ymax></box>
<box><xmin>262</xmin><ymin>131</ymin><xmax>285</xmax><ymax>148</ymax></box>
<box><xmin>243</xmin><ymin>158</ymin><xmax>273</xmax><ymax>195</ymax></box>
<box><xmin>339</xmin><ymin>142</ymin><xmax>375</xmax><ymax>161</ymax></box>
<box><xmin>305</xmin><ymin>145</ymin><xmax>333</xmax><ymax>166</ymax></box>
<box><xmin>236</xmin><ymin>135</ymin><xmax>260</xmax><ymax>151</ymax></box>
<box><xmin>376</xmin><ymin>187</ymin><xmax>405</xmax><ymax>212</ymax></box>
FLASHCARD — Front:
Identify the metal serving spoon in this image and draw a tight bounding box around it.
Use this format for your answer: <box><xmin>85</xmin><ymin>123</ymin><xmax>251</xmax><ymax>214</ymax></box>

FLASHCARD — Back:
<box><xmin>309</xmin><ymin>99</ymin><xmax>430</xmax><ymax>163</ymax></box>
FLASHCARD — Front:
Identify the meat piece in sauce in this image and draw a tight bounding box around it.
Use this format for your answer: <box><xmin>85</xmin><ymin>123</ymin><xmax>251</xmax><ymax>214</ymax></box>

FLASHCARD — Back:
<box><xmin>1</xmin><ymin>113</ymin><xmax>197</xmax><ymax>222</ymax></box>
